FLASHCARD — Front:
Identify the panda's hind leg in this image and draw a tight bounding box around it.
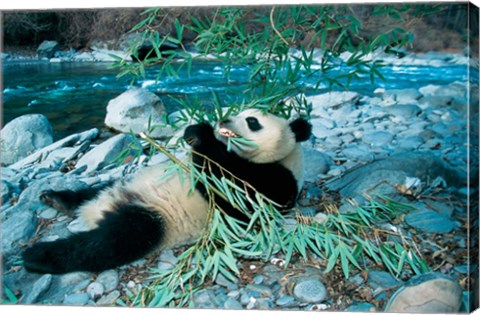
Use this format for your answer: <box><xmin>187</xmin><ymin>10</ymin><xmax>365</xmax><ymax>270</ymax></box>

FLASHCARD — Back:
<box><xmin>23</xmin><ymin>203</ymin><xmax>164</xmax><ymax>274</ymax></box>
<box><xmin>40</xmin><ymin>183</ymin><xmax>111</xmax><ymax>217</ymax></box>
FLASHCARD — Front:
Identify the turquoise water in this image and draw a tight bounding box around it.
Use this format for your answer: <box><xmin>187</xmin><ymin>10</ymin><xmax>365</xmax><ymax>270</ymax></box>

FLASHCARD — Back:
<box><xmin>2</xmin><ymin>60</ymin><xmax>468</xmax><ymax>140</ymax></box>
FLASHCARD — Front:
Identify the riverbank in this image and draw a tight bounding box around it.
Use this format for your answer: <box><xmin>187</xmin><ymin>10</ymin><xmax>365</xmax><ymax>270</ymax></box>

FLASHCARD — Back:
<box><xmin>1</xmin><ymin>43</ymin><xmax>473</xmax><ymax>68</ymax></box>
<box><xmin>1</xmin><ymin>73</ymin><xmax>478</xmax><ymax>310</ymax></box>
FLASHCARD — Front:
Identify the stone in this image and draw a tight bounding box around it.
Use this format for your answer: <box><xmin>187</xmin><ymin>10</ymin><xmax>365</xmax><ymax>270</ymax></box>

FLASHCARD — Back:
<box><xmin>326</xmin><ymin>152</ymin><xmax>466</xmax><ymax>200</ymax></box>
<box><xmin>2</xmin><ymin>206</ymin><xmax>37</xmax><ymax>254</ymax></box>
<box><xmin>23</xmin><ymin>274</ymin><xmax>53</xmax><ymax>304</ymax></box>
<box><xmin>383</xmin><ymin>104</ymin><xmax>422</xmax><ymax>118</ymax></box>
<box><xmin>37</xmin><ymin>40</ymin><xmax>60</xmax><ymax>58</ymax></box>
<box><xmin>307</xmin><ymin>91</ymin><xmax>360</xmax><ymax>112</ymax></box>
<box><xmin>9</xmin><ymin>128</ymin><xmax>99</xmax><ymax>170</ymax></box>
<box><xmin>293</xmin><ymin>279</ymin><xmax>327</xmax><ymax>303</ymax></box>
<box><xmin>157</xmin><ymin>249</ymin><xmax>179</xmax><ymax>271</ymax></box>
<box><xmin>1</xmin><ymin>114</ymin><xmax>53</xmax><ymax>165</ymax></box>
<box><xmin>405</xmin><ymin>209</ymin><xmax>456</xmax><ymax>233</ymax></box>
<box><xmin>87</xmin><ymin>282</ymin><xmax>105</xmax><ymax>300</ymax></box>
<box><xmin>302</xmin><ymin>147</ymin><xmax>332</xmax><ymax>180</ymax></box>
<box><xmin>276</xmin><ymin>295</ymin><xmax>296</xmax><ymax>307</ymax></box>
<box><xmin>96</xmin><ymin>290</ymin><xmax>120</xmax><ymax>306</ymax></box>
<box><xmin>362</xmin><ymin>131</ymin><xmax>394</xmax><ymax>147</ymax></box>
<box><xmin>381</xmin><ymin>88</ymin><xmax>422</xmax><ymax>104</ymax></box>
<box><xmin>215</xmin><ymin>273</ymin><xmax>238</xmax><ymax>291</ymax></box>
<box><xmin>96</xmin><ymin>270</ymin><xmax>119</xmax><ymax>293</ymax></box>
<box><xmin>418</xmin><ymin>95</ymin><xmax>454</xmax><ymax>109</ymax></box>
<box><xmin>105</xmin><ymin>87</ymin><xmax>173</xmax><ymax>138</ymax></box>
<box><xmin>63</xmin><ymin>293</ymin><xmax>90</xmax><ymax>305</ymax></box>
<box><xmin>75</xmin><ymin>134</ymin><xmax>139</xmax><ymax>174</ymax></box>
<box><xmin>224</xmin><ymin>297</ymin><xmax>243</xmax><ymax>309</ymax></box>
<box><xmin>341</xmin><ymin>145</ymin><xmax>374</xmax><ymax>162</ymax></box>
<box><xmin>385</xmin><ymin>273</ymin><xmax>463</xmax><ymax>313</ymax></box>
<box><xmin>368</xmin><ymin>271</ymin><xmax>401</xmax><ymax>289</ymax></box>
<box><xmin>396</xmin><ymin>136</ymin><xmax>424</xmax><ymax>151</ymax></box>
<box><xmin>346</xmin><ymin>302</ymin><xmax>375</xmax><ymax>312</ymax></box>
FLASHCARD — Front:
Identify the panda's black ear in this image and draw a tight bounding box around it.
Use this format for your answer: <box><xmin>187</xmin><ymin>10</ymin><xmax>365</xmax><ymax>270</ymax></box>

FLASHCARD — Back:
<box><xmin>289</xmin><ymin>118</ymin><xmax>312</xmax><ymax>142</ymax></box>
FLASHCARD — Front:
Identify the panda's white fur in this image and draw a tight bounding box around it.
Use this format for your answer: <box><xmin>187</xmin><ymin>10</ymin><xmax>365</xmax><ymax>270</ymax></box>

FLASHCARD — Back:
<box><xmin>78</xmin><ymin>109</ymin><xmax>304</xmax><ymax>248</ymax></box>
<box><xmin>22</xmin><ymin>109</ymin><xmax>312</xmax><ymax>274</ymax></box>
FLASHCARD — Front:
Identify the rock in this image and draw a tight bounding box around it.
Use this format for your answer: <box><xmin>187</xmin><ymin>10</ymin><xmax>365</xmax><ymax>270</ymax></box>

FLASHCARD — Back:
<box><xmin>9</xmin><ymin>128</ymin><xmax>98</xmax><ymax>170</ymax></box>
<box><xmin>75</xmin><ymin>134</ymin><xmax>139</xmax><ymax>174</ymax></box>
<box><xmin>383</xmin><ymin>104</ymin><xmax>422</xmax><ymax>118</ymax></box>
<box><xmin>381</xmin><ymin>88</ymin><xmax>422</xmax><ymax>104</ymax></box>
<box><xmin>1</xmin><ymin>114</ymin><xmax>53</xmax><ymax>165</ymax></box>
<box><xmin>86</xmin><ymin>282</ymin><xmax>105</xmax><ymax>300</ymax></box>
<box><xmin>23</xmin><ymin>274</ymin><xmax>53</xmax><ymax>304</ymax></box>
<box><xmin>2</xmin><ymin>206</ymin><xmax>36</xmax><ymax>254</ymax></box>
<box><xmin>215</xmin><ymin>273</ymin><xmax>238</xmax><ymax>291</ymax></box>
<box><xmin>96</xmin><ymin>270</ymin><xmax>119</xmax><ymax>293</ymax></box>
<box><xmin>325</xmin><ymin>152</ymin><xmax>466</xmax><ymax>201</ymax></box>
<box><xmin>293</xmin><ymin>279</ymin><xmax>327</xmax><ymax>303</ymax></box>
<box><xmin>341</xmin><ymin>145</ymin><xmax>374</xmax><ymax>162</ymax></box>
<box><xmin>224</xmin><ymin>297</ymin><xmax>243</xmax><ymax>309</ymax></box>
<box><xmin>368</xmin><ymin>271</ymin><xmax>401</xmax><ymax>289</ymax></box>
<box><xmin>346</xmin><ymin>302</ymin><xmax>375</xmax><ymax>312</ymax></box>
<box><xmin>157</xmin><ymin>249</ymin><xmax>179</xmax><ymax>271</ymax></box>
<box><xmin>418</xmin><ymin>95</ymin><xmax>454</xmax><ymax>109</ymax></box>
<box><xmin>405</xmin><ymin>209</ymin><xmax>456</xmax><ymax>233</ymax></box>
<box><xmin>104</xmin><ymin>88</ymin><xmax>172</xmax><ymax>138</ymax></box>
<box><xmin>37</xmin><ymin>40</ymin><xmax>60</xmax><ymax>58</ymax></box>
<box><xmin>396</xmin><ymin>136</ymin><xmax>424</xmax><ymax>151</ymax></box>
<box><xmin>385</xmin><ymin>273</ymin><xmax>463</xmax><ymax>313</ymax></box>
<box><xmin>307</xmin><ymin>91</ymin><xmax>360</xmax><ymax>112</ymax></box>
<box><xmin>310</xmin><ymin>119</ymin><xmax>341</xmax><ymax>139</ymax></box>
<box><xmin>302</xmin><ymin>147</ymin><xmax>332</xmax><ymax>180</ymax></box>
<box><xmin>362</xmin><ymin>131</ymin><xmax>394</xmax><ymax>147</ymax></box>
<box><xmin>276</xmin><ymin>295</ymin><xmax>296</xmax><ymax>307</ymax></box>
<box><xmin>246</xmin><ymin>284</ymin><xmax>273</xmax><ymax>298</ymax></box>
<box><xmin>1</xmin><ymin>180</ymin><xmax>19</xmax><ymax>204</ymax></box>
<box><xmin>96</xmin><ymin>290</ymin><xmax>120</xmax><ymax>306</ymax></box>
<box><xmin>63</xmin><ymin>293</ymin><xmax>90</xmax><ymax>305</ymax></box>
<box><xmin>419</xmin><ymin>82</ymin><xmax>467</xmax><ymax>99</ymax></box>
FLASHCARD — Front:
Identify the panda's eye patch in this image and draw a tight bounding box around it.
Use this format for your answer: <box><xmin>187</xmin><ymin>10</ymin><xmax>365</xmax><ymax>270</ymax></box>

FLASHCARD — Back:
<box><xmin>246</xmin><ymin>117</ymin><xmax>262</xmax><ymax>131</ymax></box>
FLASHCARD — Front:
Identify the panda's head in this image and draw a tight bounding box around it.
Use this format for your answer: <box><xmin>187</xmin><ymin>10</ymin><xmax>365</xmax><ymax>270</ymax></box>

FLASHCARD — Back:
<box><xmin>215</xmin><ymin>109</ymin><xmax>312</xmax><ymax>164</ymax></box>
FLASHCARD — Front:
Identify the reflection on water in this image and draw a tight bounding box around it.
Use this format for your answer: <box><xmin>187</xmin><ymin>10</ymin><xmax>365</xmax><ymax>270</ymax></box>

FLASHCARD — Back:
<box><xmin>2</xmin><ymin>60</ymin><xmax>468</xmax><ymax>140</ymax></box>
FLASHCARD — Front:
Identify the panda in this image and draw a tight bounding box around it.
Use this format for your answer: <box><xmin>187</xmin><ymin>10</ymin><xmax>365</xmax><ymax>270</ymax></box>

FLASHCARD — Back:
<box><xmin>22</xmin><ymin>109</ymin><xmax>312</xmax><ymax>274</ymax></box>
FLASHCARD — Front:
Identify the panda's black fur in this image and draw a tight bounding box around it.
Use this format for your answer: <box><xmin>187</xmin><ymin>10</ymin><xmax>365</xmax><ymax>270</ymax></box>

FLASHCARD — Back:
<box><xmin>22</xmin><ymin>109</ymin><xmax>312</xmax><ymax>274</ymax></box>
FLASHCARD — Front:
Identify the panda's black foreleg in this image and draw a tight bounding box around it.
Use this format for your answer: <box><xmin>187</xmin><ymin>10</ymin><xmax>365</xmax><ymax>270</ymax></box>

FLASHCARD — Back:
<box><xmin>39</xmin><ymin>183</ymin><xmax>112</xmax><ymax>216</ymax></box>
<box><xmin>22</xmin><ymin>204</ymin><xmax>164</xmax><ymax>274</ymax></box>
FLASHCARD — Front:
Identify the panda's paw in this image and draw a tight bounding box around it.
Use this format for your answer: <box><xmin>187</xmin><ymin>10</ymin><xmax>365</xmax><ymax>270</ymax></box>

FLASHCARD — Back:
<box><xmin>22</xmin><ymin>242</ymin><xmax>64</xmax><ymax>274</ymax></box>
<box><xmin>39</xmin><ymin>190</ymin><xmax>74</xmax><ymax>216</ymax></box>
<box><xmin>184</xmin><ymin>122</ymin><xmax>214</xmax><ymax>148</ymax></box>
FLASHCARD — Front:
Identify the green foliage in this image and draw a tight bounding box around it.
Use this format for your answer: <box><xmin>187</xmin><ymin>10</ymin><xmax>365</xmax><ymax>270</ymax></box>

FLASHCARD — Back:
<box><xmin>113</xmin><ymin>4</ymin><xmax>434</xmax><ymax>307</ymax></box>
<box><xmin>134</xmin><ymin>134</ymin><xmax>429</xmax><ymax>307</ymax></box>
<box><xmin>2</xmin><ymin>286</ymin><xmax>19</xmax><ymax>304</ymax></box>
<box><xmin>112</xmin><ymin>4</ymin><xmax>422</xmax><ymax>119</ymax></box>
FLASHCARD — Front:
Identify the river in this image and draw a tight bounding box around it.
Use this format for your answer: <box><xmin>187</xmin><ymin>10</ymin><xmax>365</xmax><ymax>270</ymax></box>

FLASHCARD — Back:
<box><xmin>2</xmin><ymin>59</ymin><xmax>468</xmax><ymax>140</ymax></box>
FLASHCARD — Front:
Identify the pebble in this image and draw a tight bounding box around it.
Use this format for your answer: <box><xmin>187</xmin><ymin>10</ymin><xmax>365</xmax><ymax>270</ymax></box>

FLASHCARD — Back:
<box><xmin>224</xmin><ymin>297</ymin><xmax>243</xmax><ymax>309</ymax></box>
<box><xmin>96</xmin><ymin>290</ymin><xmax>121</xmax><ymax>306</ymax></box>
<box><xmin>63</xmin><ymin>293</ymin><xmax>90</xmax><ymax>305</ymax></box>
<box><xmin>96</xmin><ymin>270</ymin><xmax>119</xmax><ymax>293</ymax></box>
<box><xmin>405</xmin><ymin>210</ymin><xmax>456</xmax><ymax>233</ymax></box>
<box><xmin>39</xmin><ymin>208</ymin><xmax>58</xmax><ymax>219</ymax></box>
<box><xmin>362</xmin><ymin>130</ymin><xmax>394</xmax><ymax>147</ymax></box>
<box><xmin>86</xmin><ymin>282</ymin><xmax>105</xmax><ymax>300</ymax></box>
<box><xmin>23</xmin><ymin>274</ymin><xmax>53</xmax><ymax>304</ymax></box>
<box><xmin>293</xmin><ymin>279</ymin><xmax>327</xmax><ymax>303</ymax></box>
<box><xmin>157</xmin><ymin>249</ymin><xmax>179</xmax><ymax>271</ymax></box>
<box><xmin>276</xmin><ymin>295</ymin><xmax>296</xmax><ymax>307</ymax></box>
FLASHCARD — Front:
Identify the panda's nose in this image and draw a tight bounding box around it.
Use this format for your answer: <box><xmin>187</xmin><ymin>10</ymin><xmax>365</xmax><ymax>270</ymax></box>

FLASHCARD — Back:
<box><xmin>220</xmin><ymin>118</ymin><xmax>231</xmax><ymax>124</ymax></box>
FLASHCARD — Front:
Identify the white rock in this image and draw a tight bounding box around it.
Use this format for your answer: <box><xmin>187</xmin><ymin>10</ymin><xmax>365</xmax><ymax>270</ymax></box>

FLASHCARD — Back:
<box><xmin>1</xmin><ymin>114</ymin><xmax>53</xmax><ymax>165</ymax></box>
<box><xmin>307</xmin><ymin>91</ymin><xmax>360</xmax><ymax>112</ymax></box>
<box><xmin>105</xmin><ymin>88</ymin><xmax>173</xmax><ymax>138</ymax></box>
<box><xmin>75</xmin><ymin>134</ymin><xmax>138</xmax><ymax>174</ymax></box>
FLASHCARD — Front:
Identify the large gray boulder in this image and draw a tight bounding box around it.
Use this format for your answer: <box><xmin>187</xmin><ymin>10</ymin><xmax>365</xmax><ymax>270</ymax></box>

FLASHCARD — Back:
<box><xmin>37</xmin><ymin>40</ymin><xmax>60</xmax><ymax>59</ymax></box>
<box><xmin>325</xmin><ymin>152</ymin><xmax>466</xmax><ymax>200</ymax></box>
<box><xmin>75</xmin><ymin>133</ymin><xmax>140</xmax><ymax>174</ymax></box>
<box><xmin>1</xmin><ymin>114</ymin><xmax>54</xmax><ymax>165</ymax></box>
<box><xmin>104</xmin><ymin>88</ymin><xmax>173</xmax><ymax>138</ymax></box>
